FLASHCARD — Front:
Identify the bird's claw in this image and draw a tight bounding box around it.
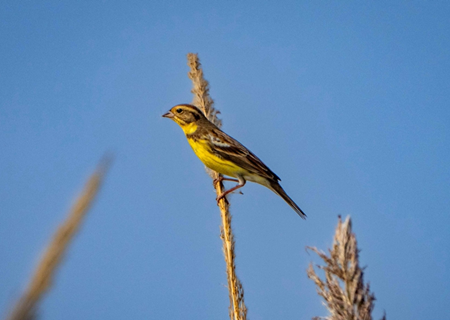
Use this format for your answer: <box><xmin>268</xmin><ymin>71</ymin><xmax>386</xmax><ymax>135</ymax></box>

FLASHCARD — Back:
<box><xmin>213</xmin><ymin>176</ymin><xmax>239</xmax><ymax>187</ymax></box>
<box><xmin>216</xmin><ymin>194</ymin><xmax>228</xmax><ymax>206</ymax></box>
<box><xmin>215</xmin><ymin>190</ymin><xmax>243</xmax><ymax>205</ymax></box>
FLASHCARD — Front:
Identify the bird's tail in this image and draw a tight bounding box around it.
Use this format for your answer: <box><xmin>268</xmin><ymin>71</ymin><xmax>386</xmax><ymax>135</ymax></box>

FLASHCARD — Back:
<box><xmin>268</xmin><ymin>181</ymin><xmax>307</xmax><ymax>219</ymax></box>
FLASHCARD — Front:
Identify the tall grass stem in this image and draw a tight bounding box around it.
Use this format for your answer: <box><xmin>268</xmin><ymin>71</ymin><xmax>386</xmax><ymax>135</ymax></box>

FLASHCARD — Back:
<box><xmin>187</xmin><ymin>53</ymin><xmax>247</xmax><ymax>320</ymax></box>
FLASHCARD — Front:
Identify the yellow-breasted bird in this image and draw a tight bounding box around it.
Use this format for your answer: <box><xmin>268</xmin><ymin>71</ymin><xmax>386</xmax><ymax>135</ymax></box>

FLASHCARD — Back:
<box><xmin>163</xmin><ymin>104</ymin><xmax>306</xmax><ymax>219</ymax></box>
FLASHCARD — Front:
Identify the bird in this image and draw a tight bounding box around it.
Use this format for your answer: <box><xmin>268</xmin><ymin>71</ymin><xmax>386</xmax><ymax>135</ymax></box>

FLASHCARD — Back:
<box><xmin>162</xmin><ymin>103</ymin><xmax>306</xmax><ymax>218</ymax></box>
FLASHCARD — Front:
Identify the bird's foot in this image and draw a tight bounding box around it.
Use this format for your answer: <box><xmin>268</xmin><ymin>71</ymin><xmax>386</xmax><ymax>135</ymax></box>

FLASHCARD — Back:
<box><xmin>215</xmin><ymin>190</ymin><xmax>243</xmax><ymax>205</ymax></box>
<box><xmin>216</xmin><ymin>193</ymin><xmax>229</xmax><ymax>206</ymax></box>
<box><xmin>213</xmin><ymin>176</ymin><xmax>239</xmax><ymax>187</ymax></box>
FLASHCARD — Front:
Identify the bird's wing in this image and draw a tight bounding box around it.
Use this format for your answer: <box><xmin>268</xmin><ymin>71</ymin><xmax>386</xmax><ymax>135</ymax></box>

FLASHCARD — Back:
<box><xmin>207</xmin><ymin>128</ymin><xmax>280</xmax><ymax>181</ymax></box>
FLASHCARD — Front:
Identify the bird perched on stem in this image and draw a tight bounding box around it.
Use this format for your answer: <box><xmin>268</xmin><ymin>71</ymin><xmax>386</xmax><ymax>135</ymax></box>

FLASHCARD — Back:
<box><xmin>162</xmin><ymin>104</ymin><xmax>306</xmax><ymax>219</ymax></box>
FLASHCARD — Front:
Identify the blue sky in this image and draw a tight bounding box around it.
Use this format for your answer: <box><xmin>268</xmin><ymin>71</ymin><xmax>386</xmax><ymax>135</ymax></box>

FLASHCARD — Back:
<box><xmin>1</xmin><ymin>2</ymin><xmax>449</xmax><ymax>319</ymax></box>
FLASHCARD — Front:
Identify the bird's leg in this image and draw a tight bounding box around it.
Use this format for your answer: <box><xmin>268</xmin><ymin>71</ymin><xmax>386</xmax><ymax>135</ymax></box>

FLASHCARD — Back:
<box><xmin>216</xmin><ymin>176</ymin><xmax>246</xmax><ymax>204</ymax></box>
<box><xmin>213</xmin><ymin>176</ymin><xmax>239</xmax><ymax>187</ymax></box>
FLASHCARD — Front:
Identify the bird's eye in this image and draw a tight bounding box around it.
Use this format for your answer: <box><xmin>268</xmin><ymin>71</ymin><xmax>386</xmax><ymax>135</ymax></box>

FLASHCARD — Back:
<box><xmin>176</xmin><ymin>108</ymin><xmax>183</xmax><ymax>113</ymax></box>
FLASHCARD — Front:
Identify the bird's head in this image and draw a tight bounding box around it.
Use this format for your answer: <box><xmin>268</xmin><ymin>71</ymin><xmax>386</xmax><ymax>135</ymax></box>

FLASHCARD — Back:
<box><xmin>162</xmin><ymin>104</ymin><xmax>206</xmax><ymax>133</ymax></box>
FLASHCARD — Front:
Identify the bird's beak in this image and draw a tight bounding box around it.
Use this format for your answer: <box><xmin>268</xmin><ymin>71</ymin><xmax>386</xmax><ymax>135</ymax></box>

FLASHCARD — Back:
<box><xmin>162</xmin><ymin>111</ymin><xmax>174</xmax><ymax>119</ymax></box>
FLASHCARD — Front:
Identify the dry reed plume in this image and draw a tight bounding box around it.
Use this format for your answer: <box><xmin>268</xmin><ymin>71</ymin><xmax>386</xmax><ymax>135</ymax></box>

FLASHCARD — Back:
<box><xmin>307</xmin><ymin>216</ymin><xmax>386</xmax><ymax>320</ymax></box>
<box><xmin>187</xmin><ymin>53</ymin><xmax>247</xmax><ymax>320</ymax></box>
<box><xmin>5</xmin><ymin>158</ymin><xmax>111</xmax><ymax>320</ymax></box>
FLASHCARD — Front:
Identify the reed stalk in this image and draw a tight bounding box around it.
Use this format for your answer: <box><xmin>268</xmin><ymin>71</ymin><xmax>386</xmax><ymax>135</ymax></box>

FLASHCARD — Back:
<box><xmin>5</xmin><ymin>158</ymin><xmax>110</xmax><ymax>320</ymax></box>
<box><xmin>187</xmin><ymin>53</ymin><xmax>247</xmax><ymax>320</ymax></box>
<box><xmin>307</xmin><ymin>216</ymin><xmax>386</xmax><ymax>320</ymax></box>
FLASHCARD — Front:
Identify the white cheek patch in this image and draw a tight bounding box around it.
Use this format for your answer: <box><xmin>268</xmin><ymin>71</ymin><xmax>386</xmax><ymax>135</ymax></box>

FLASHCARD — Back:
<box><xmin>210</xmin><ymin>135</ymin><xmax>231</xmax><ymax>148</ymax></box>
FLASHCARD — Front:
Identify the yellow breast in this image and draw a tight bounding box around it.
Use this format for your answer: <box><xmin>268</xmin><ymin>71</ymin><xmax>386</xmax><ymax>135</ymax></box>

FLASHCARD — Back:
<box><xmin>187</xmin><ymin>138</ymin><xmax>245</xmax><ymax>178</ymax></box>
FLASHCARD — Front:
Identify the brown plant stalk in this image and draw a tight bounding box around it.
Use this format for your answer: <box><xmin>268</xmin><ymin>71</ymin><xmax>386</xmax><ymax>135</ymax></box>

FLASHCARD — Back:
<box><xmin>187</xmin><ymin>53</ymin><xmax>247</xmax><ymax>320</ymax></box>
<box><xmin>307</xmin><ymin>216</ymin><xmax>386</xmax><ymax>320</ymax></box>
<box><xmin>6</xmin><ymin>158</ymin><xmax>111</xmax><ymax>320</ymax></box>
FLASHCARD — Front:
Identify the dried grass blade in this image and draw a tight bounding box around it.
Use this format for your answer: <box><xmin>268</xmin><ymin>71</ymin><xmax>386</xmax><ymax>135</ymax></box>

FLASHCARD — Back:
<box><xmin>5</xmin><ymin>158</ymin><xmax>111</xmax><ymax>320</ymax></box>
